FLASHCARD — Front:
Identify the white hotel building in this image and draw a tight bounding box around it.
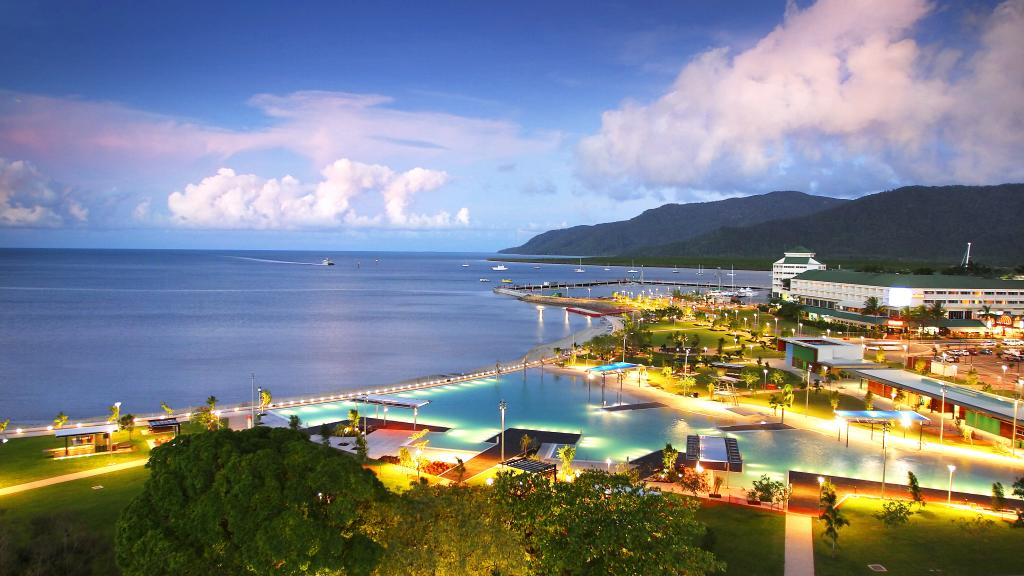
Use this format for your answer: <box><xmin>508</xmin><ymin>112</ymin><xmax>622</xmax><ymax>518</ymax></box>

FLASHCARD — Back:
<box><xmin>771</xmin><ymin>247</ymin><xmax>826</xmax><ymax>300</ymax></box>
<box><xmin>789</xmin><ymin>269</ymin><xmax>1024</xmax><ymax>335</ymax></box>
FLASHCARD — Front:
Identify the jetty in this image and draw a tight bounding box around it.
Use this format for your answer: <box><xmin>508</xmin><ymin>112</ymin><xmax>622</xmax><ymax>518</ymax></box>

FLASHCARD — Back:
<box><xmin>494</xmin><ymin>278</ymin><xmax>770</xmax><ymax>293</ymax></box>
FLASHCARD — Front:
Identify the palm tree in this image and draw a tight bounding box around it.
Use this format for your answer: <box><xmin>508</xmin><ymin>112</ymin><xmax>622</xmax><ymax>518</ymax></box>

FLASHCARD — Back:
<box><xmin>107</xmin><ymin>403</ymin><xmax>121</xmax><ymax>424</ymax></box>
<box><xmin>927</xmin><ymin>301</ymin><xmax>947</xmax><ymax>322</ymax></box>
<box><xmin>557</xmin><ymin>445</ymin><xmax>576</xmax><ymax>478</ymax></box>
<box><xmin>863</xmin><ymin>296</ymin><xmax>882</xmax><ymax>316</ymax></box>
<box><xmin>979</xmin><ymin>305</ymin><xmax>996</xmax><ymax>324</ymax></box>
<box><xmin>829</xmin><ymin>390</ymin><xmax>841</xmax><ymax>412</ymax></box>
<box><xmin>0</xmin><ymin>418</ymin><xmax>8</xmax><ymax>434</ymax></box>
<box><xmin>347</xmin><ymin>408</ymin><xmax>360</xmax><ymax>435</ymax></box>
<box><xmin>864</xmin><ymin>390</ymin><xmax>874</xmax><ymax>411</ymax></box>
<box><xmin>780</xmin><ymin>384</ymin><xmax>795</xmax><ymax>424</ymax></box>
<box><xmin>819</xmin><ymin>480</ymin><xmax>849</xmax><ymax>557</ymax></box>
<box><xmin>258</xmin><ymin>389</ymin><xmax>272</xmax><ymax>413</ymax></box>
<box><xmin>120</xmin><ymin>414</ymin><xmax>136</xmax><ymax>440</ymax></box>
<box><xmin>53</xmin><ymin>412</ymin><xmax>69</xmax><ymax>429</ymax></box>
<box><xmin>159</xmin><ymin>402</ymin><xmax>174</xmax><ymax>416</ymax></box>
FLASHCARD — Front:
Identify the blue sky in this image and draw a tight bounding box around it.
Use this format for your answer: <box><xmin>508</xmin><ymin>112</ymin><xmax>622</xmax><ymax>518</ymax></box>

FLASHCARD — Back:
<box><xmin>0</xmin><ymin>0</ymin><xmax>1020</xmax><ymax>251</ymax></box>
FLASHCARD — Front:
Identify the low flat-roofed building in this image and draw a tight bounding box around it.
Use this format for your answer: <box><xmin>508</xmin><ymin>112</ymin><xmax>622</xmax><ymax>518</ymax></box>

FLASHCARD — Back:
<box><xmin>847</xmin><ymin>368</ymin><xmax>1022</xmax><ymax>446</ymax></box>
<box><xmin>779</xmin><ymin>336</ymin><xmax>868</xmax><ymax>371</ymax></box>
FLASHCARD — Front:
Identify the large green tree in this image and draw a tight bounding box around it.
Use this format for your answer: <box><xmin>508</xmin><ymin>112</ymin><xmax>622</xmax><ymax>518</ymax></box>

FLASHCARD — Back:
<box><xmin>115</xmin><ymin>427</ymin><xmax>386</xmax><ymax>576</ymax></box>
<box><xmin>371</xmin><ymin>484</ymin><xmax>529</xmax><ymax>576</ymax></box>
<box><xmin>490</xmin><ymin>470</ymin><xmax>722</xmax><ymax>575</ymax></box>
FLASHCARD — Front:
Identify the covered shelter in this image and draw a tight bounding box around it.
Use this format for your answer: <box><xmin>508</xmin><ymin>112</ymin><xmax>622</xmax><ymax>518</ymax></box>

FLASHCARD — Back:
<box><xmin>683</xmin><ymin>434</ymin><xmax>742</xmax><ymax>473</ymax></box>
<box><xmin>833</xmin><ymin>409</ymin><xmax>931</xmax><ymax>449</ymax></box>
<box><xmin>586</xmin><ymin>361</ymin><xmax>638</xmax><ymax>374</ymax></box>
<box><xmin>52</xmin><ymin>424</ymin><xmax>118</xmax><ymax>458</ymax></box>
<box><xmin>355</xmin><ymin>394</ymin><xmax>432</xmax><ymax>431</ymax></box>
<box><xmin>503</xmin><ymin>456</ymin><xmax>556</xmax><ymax>477</ymax></box>
<box><xmin>146</xmin><ymin>417</ymin><xmax>180</xmax><ymax>437</ymax></box>
<box><xmin>848</xmin><ymin>368</ymin><xmax>1021</xmax><ymax>445</ymax></box>
<box><xmin>586</xmin><ymin>362</ymin><xmax>642</xmax><ymax>406</ymax></box>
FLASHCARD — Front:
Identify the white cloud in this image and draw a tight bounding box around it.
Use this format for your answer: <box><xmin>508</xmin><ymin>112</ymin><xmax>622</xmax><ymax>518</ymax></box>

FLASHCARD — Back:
<box><xmin>577</xmin><ymin>0</ymin><xmax>1024</xmax><ymax>196</ymax></box>
<box><xmin>166</xmin><ymin>158</ymin><xmax>467</xmax><ymax>230</ymax></box>
<box><xmin>0</xmin><ymin>158</ymin><xmax>87</xmax><ymax>227</ymax></box>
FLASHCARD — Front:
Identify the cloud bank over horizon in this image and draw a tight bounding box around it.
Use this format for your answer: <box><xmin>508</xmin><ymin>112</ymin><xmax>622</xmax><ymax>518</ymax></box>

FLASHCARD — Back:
<box><xmin>0</xmin><ymin>0</ymin><xmax>1022</xmax><ymax>247</ymax></box>
<box><xmin>577</xmin><ymin>0</ymin><xmax>1024</xmax><ymax>198</ymax></box>
<box><xmin>166</xmin><ymin>159</ymin><xmax>468</xmax><ymax>230</ymax></box>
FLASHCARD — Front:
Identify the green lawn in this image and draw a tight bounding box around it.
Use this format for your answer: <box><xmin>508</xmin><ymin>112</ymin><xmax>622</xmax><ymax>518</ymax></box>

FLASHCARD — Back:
<box><xmin>814</xmin><ymin>497</ymin><xmax>1024</xmax><ymax>576</ymax></box>
<box><xmin>0</xmin><ymin>466</ymin><xmax>150</xmax><ymax>574</ymax></box>
<box><xmin>0</xmin><ymin>431</ymin><xmax>156</xmax><ymax>488</ymax></box>
<box><xmin>745</xmin><ymin>389</ymin><xmax>866</xmax><ymax>421</ymax></box>
<box><xmin>696</xmin><ymin>500</ymin><xmax>785</xmax><ymax>576</ymax></box>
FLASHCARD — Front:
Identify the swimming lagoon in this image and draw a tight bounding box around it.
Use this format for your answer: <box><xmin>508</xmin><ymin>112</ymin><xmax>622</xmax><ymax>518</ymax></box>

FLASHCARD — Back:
<box><xmin>275</xmin><ymin>368</ymin><xmax>1020</xmax><ymax>494</ymax></box>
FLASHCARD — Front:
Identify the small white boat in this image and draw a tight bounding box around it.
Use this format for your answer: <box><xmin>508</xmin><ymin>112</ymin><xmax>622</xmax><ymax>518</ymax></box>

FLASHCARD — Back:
<box><xmin>461</xmin><ymin>263</ymin><xmax>470</xmax><ymax>267</ymax></box>
<box><xmin>321</xmin><ymin>258</ymin><xmax>334</xmax><ymax>266</ymax></box>
<box><xmin>627</xmin><ymin>269</ymin><xmax>639</xmax><ymax>274</ymax></box>
<box><xmin>532</xmin><ymin>265</ymin><xmax>541</xmax><ymax>269</ymax></box>
<box><xmin>574</xmin><ymin>258</ymin><xmax>585</xmax><ymax>273</ymax></box>
<box><xmin>672</xmin><ymin>266</ymin><xmax>679</xmax><ymax>274</ymax></box>
<box><xmin>491</xmin><ymin>264</ymin><xmax>508</xmax><ymax>271</ymax></box>
<box><xmin>479</xmin><ymin>278</ymin><xmax>491</xmax><ymax>282</ymax></box>
<box><xmin>603</xmin><ymin>267</ymin><xmax>611</xmax><ymax>271</ymax></box>
<box><xmin>501</xmin><ymin>278</ymin><xmax>513</xmax><ymax>284</ymax></box>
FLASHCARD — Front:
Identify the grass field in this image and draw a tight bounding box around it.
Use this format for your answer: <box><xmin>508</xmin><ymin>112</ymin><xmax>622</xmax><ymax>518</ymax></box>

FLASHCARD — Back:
<box><xmin>744</xmin><ymin>389</ymin><xmax>867</xmax><ymax>421</ymax></box>
<box><xmin>696</xmin><ymin>500</ymin><xmax>785</xmax><ymax>576</ymax></box>
<box><xmin>0</xmin><ymin>431</ymin><xmax>155</xmax><ymax>488</ymax></box>
<box><xmin>0</xmin><ymin>466</ymin><xmax>150</xmax><ymax>574</ymax></box>
<box><xmin>813</xmin><ymin>497</ymin><xmax>1024</xmax><ymax>576</ymax></box>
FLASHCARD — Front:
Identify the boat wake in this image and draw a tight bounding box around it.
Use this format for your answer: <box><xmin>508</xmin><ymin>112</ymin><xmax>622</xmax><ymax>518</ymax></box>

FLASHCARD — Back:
<box><xmin>230</xmin><ymin>256</ymin><xmax>327</xmax><ymax>266</ymax></box>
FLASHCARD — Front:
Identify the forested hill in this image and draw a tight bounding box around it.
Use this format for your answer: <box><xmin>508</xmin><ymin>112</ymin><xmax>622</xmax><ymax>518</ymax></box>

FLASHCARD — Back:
<box><xmin>630</xmin><ymin>184</ymin><xmax>1024</xmax><ymax>265</ymax></box>
<box><xmin>499</xmin><ymin>191</ymin><xmax>846</xmax><ymax>255</ymax></box>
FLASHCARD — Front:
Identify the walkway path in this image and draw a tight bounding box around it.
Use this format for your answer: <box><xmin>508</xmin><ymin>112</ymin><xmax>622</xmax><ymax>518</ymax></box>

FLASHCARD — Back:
<box><xmin>0</xmin><ymin>459</ymin><xmax>147</xmax><ymax>497</ymax></box>
<box><xmin>784</xmin><ymin>513</ymin><xmax>815</xmax><ymax>576</ymax></box>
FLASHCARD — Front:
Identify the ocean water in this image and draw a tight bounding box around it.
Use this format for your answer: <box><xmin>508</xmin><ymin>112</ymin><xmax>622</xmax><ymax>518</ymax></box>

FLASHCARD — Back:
<box><xmin>0</xmin><ymin>249</ymin><xmax>770</xmax><ymax>423</ymax></box>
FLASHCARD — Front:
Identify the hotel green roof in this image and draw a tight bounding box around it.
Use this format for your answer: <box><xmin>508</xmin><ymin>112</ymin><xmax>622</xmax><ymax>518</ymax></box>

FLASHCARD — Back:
<box><xmin>780</xmin><ymin>256</ymin><xmax>813</xmax><ymax>264</ymax></box>
<box><xmin>792</xmin><ymin>269</ymin><xmax>1024</xmax><ymax>289</ymax></box>
<box><xmin>801</xmin><ymin>305</ymin><xmax>888</xmax><ymax>325</ymax></box>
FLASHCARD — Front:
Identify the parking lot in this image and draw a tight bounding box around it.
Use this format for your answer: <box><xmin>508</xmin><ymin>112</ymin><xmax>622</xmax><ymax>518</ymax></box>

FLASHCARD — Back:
<box><xmin>873</xmin><ymin>340</ymin><xmax>1024</xmax><ymax>392</ymax></box>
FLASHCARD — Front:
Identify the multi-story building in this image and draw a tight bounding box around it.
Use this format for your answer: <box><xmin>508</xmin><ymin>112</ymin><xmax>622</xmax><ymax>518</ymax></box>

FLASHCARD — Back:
<box><xmin>789</xmin><ymin>269</ymin><xmax>1024</xmax><ymax>335</ymax></box>
<box><xmin>771</xmin><ymin>247</ymin><xmax>826</xmax><ymax>300</ymax></box>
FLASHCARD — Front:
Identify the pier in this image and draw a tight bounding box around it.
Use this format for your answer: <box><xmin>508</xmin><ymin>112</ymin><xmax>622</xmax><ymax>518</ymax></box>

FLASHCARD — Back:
<box><xmin>494</xmin><ymin>278</ymin><xmax>770</xmax><ymax>293</ymax></box>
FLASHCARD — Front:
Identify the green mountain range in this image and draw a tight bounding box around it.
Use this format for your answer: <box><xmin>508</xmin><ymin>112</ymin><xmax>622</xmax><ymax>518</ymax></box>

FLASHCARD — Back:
<box><xmin>500</xmin><ymin>191</ymin><xmax>846</xmax><ymax>255</ymax></box>
<box><xmin>502</xmin><ymin>184</ymin><xmax>1024</xmax><ymax>266</ymax></box>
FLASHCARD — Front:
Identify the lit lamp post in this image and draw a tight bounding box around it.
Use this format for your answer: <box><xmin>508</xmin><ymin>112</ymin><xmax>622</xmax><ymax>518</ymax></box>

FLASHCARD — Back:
<box><xmin>606</xmin><ymin>457</ymin><xmax>612</xmax><ymax>472</ymax></box>
<box><xmin>939</xmin><ymin>384</ymin><xmax>946</xmax><ymax>445</ymax></box>
<box><xmin>880</xmin><ymin>422</ymin><xmax>889</xmax><ymax>498</ymax></box>
<box><xmin>947</xmin><ymin>464</ymin><xmax>956</xmax><ymax>504</ymax></box>
<box><xmin>774</xmin><ymin>318</ymin><xmax>779</xmax><ymax>337</ymax></box>
<box><xmin>763</xmin><ymin>368</ymin><xmax>768</xmax><ymax>391</ymax></box>
<box><xmin>1012</xmin><ymin>384</ymin><xmax>1020</xmax><ymax>456</ymax></box>
<box><xmin>499</xmin><ymin>400</ymin><xmax>508</xmax><ymax>464</ymax></box>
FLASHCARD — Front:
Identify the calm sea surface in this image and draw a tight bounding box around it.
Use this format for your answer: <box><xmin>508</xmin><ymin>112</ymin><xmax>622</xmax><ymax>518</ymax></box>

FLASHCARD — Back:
<box><xmin>0</xmin><ymin>249</ymin><xmax>769</xmax><ymax>423</ymax></box>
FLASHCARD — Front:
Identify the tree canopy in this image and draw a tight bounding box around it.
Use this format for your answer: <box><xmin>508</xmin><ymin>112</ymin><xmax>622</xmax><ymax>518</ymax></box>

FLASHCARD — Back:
<box><xmin>115</xmin><ymin>427</ymin><xmax>387</xmax><ymax>576</ymax></box>
<box><xmin>490</xmin><ymin>470</ymin><xmax>722</xmax><ymax>575</ymax></box>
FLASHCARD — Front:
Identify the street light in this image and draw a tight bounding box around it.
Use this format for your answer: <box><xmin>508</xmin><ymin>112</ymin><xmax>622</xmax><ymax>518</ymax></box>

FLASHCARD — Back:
<box><xmin>499</xmin><ymin>400</ymin><xmax>508</xmax><ymax>464</ymax></box>
<box><xmin>763</xmin><ymin>368</ymin><xmax>768</xmax><ymax>390</ymax></box>
<box><xmin>947</xmin><ymin>464</ymin><xmax>956</xmax><ymax>504</ymax></box>
<box><xmin>939</xmin><ymin>384</ymin><xmax>946</xmax><ymax>445</ymax></box>
<box><xmin>606</xmin><ymin>457</ymin><xmax>612</xmax><ymax>472</ymax></box>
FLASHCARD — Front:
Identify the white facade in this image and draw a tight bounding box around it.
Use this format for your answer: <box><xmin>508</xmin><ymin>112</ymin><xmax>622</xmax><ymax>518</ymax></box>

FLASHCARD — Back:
<box><xmin>790</xmin><ymin>271</ymin><xmax>1024</xmax><ymax>320</ymax></box>
<box><xmin>771</xmin><ymin>249</ymin><xmax>825</xmax><ymax>299</ymax></box>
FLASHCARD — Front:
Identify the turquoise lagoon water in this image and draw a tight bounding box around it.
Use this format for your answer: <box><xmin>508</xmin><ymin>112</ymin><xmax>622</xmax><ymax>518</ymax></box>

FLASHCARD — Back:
<box><xmin>275</xmin><ymin>369</ymin><xmax>1021</xmax><ymax>494</ymax></box>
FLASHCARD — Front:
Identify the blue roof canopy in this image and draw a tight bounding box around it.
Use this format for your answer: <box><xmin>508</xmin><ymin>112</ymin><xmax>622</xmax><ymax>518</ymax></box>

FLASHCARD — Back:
<box><xmin>833</xmin><ymin>410</ymin><xmax>930</xmax><ymax>423</ymax></box>
<box><xmin>587</xmin><ymin>362</ymin><xmax>639</xmax><ymax>373</ymax></box>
